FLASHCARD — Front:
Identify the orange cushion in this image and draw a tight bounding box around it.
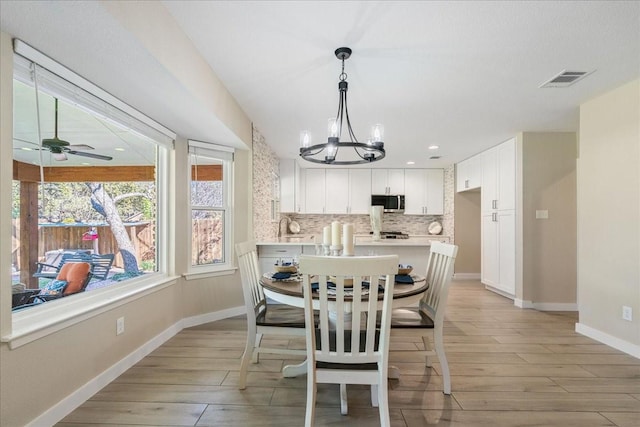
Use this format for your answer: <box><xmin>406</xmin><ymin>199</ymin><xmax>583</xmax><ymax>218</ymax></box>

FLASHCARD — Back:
<box><xmin>57</xmin><ymin>262</ymin><xmax>91</xmax><ymax>295</ymax></box>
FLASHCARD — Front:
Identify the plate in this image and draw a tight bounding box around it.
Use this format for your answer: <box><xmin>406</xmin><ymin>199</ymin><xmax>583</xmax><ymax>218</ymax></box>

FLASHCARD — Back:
<box><xmin>428</xmin><ymin>221</ymin><xmax>442</xmax><ymax>235</ymax></box>
<box><xmin>288</xmin><ymin>221</ymin><xmax>301</xmax><ymax>234</ymax></box>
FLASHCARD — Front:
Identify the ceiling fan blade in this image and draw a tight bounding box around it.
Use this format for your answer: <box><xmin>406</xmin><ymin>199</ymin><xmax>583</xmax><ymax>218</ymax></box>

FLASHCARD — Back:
<box><xmin>53</xmin><ymin>152</ymin><xmax>68</xmax><ymax>161</ymax></box>
<box><xmin>66</xmin><ymin>150</ymin><xmax>113</xmax><ymax>161</ymax></box>
<box><xmin>66</xmin><ymin>144</ymin><xmax>95</xmax><ymax>151</ymax></box>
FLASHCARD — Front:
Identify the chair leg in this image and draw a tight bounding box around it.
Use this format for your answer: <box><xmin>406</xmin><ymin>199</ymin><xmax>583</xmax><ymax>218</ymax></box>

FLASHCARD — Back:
<box><xmin>252</xmin><ymin>333</ymin><xmax>263</xmax><ymax>364</ymax></box>
<box><xmin>434</xmin><ymin>327</ymin><xmax>451</xmax><ymax>395</ymax></box>
<box><xmin>239</xmin><ymin>325</ymin><xmax>258</xmax><ymax>390</ymax></box>
<box><xmin>370</xmin><ymin>384</ymin><xmax>379</xmax><ymax>407</ymax></box>
<box><xmin>378</xmin><ymin>373</ymin><xmax>390</xmax><ymax>427</ymax></box>
<box><xmin>305</xmin><ymin>371</ymin><xmax>317</xmax><ymax>427</ymax></box>
<box><xmin>340</xmin><ymin>383</ymin><xmax>348</xmax><ymax>415</ymax></box>
<box><xmin>422</xmin><ymin>335</ymin><xmax>433</xmax><ymax>367</ymax></box>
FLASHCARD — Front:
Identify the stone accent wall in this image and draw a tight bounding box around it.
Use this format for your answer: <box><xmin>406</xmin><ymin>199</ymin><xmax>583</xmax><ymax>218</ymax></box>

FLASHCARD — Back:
<box><xmin>252</xmin><ymin>125</ymin><xmax>279</xmax><ymax>241</ymax></box>
<box><xmin>443</xmin><ymin>165</ymin><xmax>455</xmax><ymax>241</ymax></box>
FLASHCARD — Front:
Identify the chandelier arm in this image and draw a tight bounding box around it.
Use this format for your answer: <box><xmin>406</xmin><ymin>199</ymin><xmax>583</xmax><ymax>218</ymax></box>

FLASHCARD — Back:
<box><xmin>343</xmin><ymin>93</ymin><xmax>360</xmax><ymax>143</ymax></box>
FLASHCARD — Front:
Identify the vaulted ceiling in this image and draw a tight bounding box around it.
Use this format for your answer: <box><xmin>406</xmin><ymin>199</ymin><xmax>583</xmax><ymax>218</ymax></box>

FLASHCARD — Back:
<box><xmin>2</xmin><ymin>1</ymin><xmax>639</xmax><ymax>168</ymax></box>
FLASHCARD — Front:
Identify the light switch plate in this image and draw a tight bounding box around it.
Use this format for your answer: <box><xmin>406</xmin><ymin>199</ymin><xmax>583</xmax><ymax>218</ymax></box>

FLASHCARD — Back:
<box><xmin>535</xmin><ymin>210</ymin><xmax>549</xmax><ymax>219</ymax></box>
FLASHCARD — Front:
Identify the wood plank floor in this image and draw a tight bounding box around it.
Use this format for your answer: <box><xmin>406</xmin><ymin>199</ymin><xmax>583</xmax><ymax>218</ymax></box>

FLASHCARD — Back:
<box><xmin>58</xmin><ymin>281</ymin><xmax>640</xmax><ymax>426</ymax></box>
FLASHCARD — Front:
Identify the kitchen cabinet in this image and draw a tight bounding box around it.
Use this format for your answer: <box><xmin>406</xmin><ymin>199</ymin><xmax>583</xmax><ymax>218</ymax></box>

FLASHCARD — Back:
<box><xmin>371</xmin><ymin>169</ymin><xmax>404</xmax><ymax>194</ymax></box>
<box><xmin>481</xmin><ymin>210</ymin><xmax>515</xmax><ymax>295</ymax></box>
<box><xmin>480</xmin><ymin>137</ymin><xmax>516</xmax><ymax>296</ymax></box>
<box><xmin>257</xmin><ymin>245</ymin><xmax>302</xmax><ymax>275</ymax></box>
<box><xmin>302</xmin><ymin>168</ymin><xmax>371</xmax><ymax>214</ymax></box>
<box><xmin>404</xmin><ymin>169</ymin><xmax>444</xmax><ymax>215</ymax></box>
<box><xmin>481</xmin><ymin>138</ymin><xmax>515</xmax><ymax>213</ymax></box>
<box><xmin>325</xmin><ymin>169</ymin><xmax>349</xmax><ymax>214</ymax></box>
<box><xmin>456</xmin><ymin>154</ymin><xmax>481</xmax><ymax>192</ymax></box>
<box><xmin>280</xmin><ymin>159</ymin><xmax>305</xmax><ymax>213</ymax></box>
<box><xmin>304</xmin><ymin>169</ymin><xmax>326</xmax><ymax>214</ymax></box>
<box><xmin>347</xmin><ymin>169</ymin><xmax>372</xmax><ymax>213</ymax></box>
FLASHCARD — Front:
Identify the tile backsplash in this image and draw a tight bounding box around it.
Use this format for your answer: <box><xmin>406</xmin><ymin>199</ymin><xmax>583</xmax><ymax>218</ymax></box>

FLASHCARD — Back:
<box><xmin>286</xmin><ymin>213</ymin><xmax>445</xmax><ymax>237</ymax></box>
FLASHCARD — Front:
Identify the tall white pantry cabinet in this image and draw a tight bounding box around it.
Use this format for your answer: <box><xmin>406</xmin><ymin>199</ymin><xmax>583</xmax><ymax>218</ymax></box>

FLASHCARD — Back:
<box><xmin>458</xmin><ymin>137</ymin><xmax>516</xmax><ymax>297</ymax></box>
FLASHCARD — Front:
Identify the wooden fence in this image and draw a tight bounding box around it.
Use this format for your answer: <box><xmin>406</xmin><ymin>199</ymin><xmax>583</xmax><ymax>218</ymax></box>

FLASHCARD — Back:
<box><xmin>11</xmin><ymin>220</ymin><xmax>154</xmax><ymax>270</ymax></box>
<box><xmin>12</xmin><ymin>218</ymin><xmax>222</xmax><ymax>271</ymax></box>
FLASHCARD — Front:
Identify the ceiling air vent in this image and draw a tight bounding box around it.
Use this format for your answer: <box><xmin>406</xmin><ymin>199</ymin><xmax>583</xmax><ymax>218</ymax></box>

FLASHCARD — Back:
<box><xmin>540</xmin><ymin>70</ymin><xmax>593</xmax><ymax>88</ymax></box>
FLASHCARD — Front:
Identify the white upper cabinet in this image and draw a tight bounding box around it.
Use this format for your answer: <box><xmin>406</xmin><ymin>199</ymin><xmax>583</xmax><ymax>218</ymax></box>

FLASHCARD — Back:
<box><xmin>304</xmin><ymin>169</ymin><xmax>326</xmax><ymax>214</ymax></box>
<box><xmin>404</xmin><ymin>169</ymin><xmax>444</xmax><ymax>215</ymax></box>
<box><xmin>348</xmin><ymin>169</ymin><xmax>372</xmax><ymax>214</ymax></box>
<box><xmin>482</xmin><ymin>138</ymin><xmax>515</xmax><ymax>213</ymax></box>
<box><xmin>279</xmin><ymin>159</ymin><xmax>300</xmax><ymax>213</ymax></box>
<box><xmin>301</xmin><ymin>168</ymin><xmax>371</xmax><ymax>214</ymax></box>
<box><xmin>324</xmin><ymin>169</ymin><xmax>349</xmax><ymax>214</ymax></box>
<box><xmin>456</xmin><ymin>154</ymin><xmax>481</xmax><ymax>192</ymax></box>
<box><xmin>371</xmin><ymin>169</ymin><xmax>404</xmax><ymax>194</ymax></box>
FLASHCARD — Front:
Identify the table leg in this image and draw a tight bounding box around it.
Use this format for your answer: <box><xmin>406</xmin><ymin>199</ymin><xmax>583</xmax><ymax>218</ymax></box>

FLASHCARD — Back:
<box><xmin>282</xmin><ymin>360</ymin><xmax>308</xmax><ymax>377</ymax></box>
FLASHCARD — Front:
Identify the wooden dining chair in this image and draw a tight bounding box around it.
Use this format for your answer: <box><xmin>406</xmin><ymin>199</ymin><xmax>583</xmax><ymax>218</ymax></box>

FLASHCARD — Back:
<box><xmin>298</xmin><ymin>254</ymin><xmax>398</xmax><ymax>427</ymax></box>
<box><xmin>235</xmin><ymin>240</ymin><xmax>307</xmax><ymax>390</ymax></box>
<box><xmin>389</xmin><ymin>241</ymin><xmax>458</xmax><ymax>394</ymax></box>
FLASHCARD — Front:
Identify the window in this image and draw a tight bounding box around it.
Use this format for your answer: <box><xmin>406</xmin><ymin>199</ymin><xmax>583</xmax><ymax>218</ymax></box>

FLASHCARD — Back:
<box><xmin>188</xmin><ymin>141</ymin><xmax>234</xmax><ymax>273</ymax></box>
<box><xmin>10</xmin><ymin>41</ymin><xmax>174</xmax><ymax>318</ymax></box>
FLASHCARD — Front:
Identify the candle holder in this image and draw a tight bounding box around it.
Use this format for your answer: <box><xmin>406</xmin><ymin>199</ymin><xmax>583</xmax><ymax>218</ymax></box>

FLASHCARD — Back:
<box><xmin>323</xmin><ymin>244</ymin><xmax>331</xmax><ymax>256</ymax></box>
<box><xmin>330</xmin><ymin>244</ymin><xmax>343</xmax><ymax>256</ymax></box>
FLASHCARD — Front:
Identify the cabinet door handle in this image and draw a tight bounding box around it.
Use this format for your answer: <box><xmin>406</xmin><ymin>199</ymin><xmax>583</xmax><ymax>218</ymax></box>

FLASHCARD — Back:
<box><xmin>465</xmin><ymin>179</ymin><xmax>469</xmax><ymax>188</ymax></box>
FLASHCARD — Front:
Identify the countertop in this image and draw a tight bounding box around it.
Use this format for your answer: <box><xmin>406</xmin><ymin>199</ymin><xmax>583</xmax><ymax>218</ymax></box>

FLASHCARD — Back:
<box><xmin>256</xmin><ymin>234</ymin><xmax>449</xmax><ymax>247</ymax></box>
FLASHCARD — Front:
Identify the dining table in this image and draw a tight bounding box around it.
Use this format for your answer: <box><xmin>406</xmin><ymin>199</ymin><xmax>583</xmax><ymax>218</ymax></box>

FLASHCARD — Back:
<box><xmin>260</xmin><ymin>272</ymin><xmax>428</xmax><ymax>379</ymax></box>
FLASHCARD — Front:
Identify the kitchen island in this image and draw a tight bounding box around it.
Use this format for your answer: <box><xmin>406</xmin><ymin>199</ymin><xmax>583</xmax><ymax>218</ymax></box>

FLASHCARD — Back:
<box><xmin>256</xmin><ymin>235</ymin><xmax>449</xmax><ymax>275</ymax></box>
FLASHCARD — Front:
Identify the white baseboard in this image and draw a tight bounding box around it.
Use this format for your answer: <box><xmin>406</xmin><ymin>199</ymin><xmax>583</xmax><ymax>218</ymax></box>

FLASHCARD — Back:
<box><xmin>514</xmin><ymin>299</ymin><xmax>577</xmax><ymax>311</ymax></box>
<box><xmin>514</xmin><ymin>298</ymin><xmax>533</xmax><ymax>308</ymax></box>
<box><xmin>181</xmin><ymin>305</ymin><xmax>245</xmax><ymax>329</ymax></box>
<box><xmin>27</xmin><ymin>305</ymin><xmax>245</xmax><ymax>427</ymax></box>
<box><xmin>453</xmin><ymin>273</ymin><xmax>481</xmax><ymax>280</ymax></box>
<box><xmin>576</xmin><ymin>322</ymin><xmax>640</xmax><ymax>359</ymax></box>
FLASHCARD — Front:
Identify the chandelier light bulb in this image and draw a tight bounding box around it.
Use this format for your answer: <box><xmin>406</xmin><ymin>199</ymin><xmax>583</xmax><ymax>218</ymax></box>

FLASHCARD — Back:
<box><xmin>327</xmin><ymin>143</ymin><xmax>338</xmax><ymax>160</ymax></box>
<box><xmin>371</xmin><ymin>124</ymin><xmax>384</xmax><ymax>143</ymax></box>
<box><xmin>300</xmin><ymin>131</ymin><xmax>311</xmax><ymax>148</ymax></box>
<box><xmin>328</xmin><ymin>118</ymin><xmax>339</xmax><ymax>138</ymax></box>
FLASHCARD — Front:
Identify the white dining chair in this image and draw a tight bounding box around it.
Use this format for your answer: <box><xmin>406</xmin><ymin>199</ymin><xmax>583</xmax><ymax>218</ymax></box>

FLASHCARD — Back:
<box><xmin>388</xmin><ymin>241</ymin><xmax>458</xmax><ymax>394</ymax></box>
<box><xmin>298</xmin><ymin>254</ymin><xmax>398</xmax><ymax>427</ymax></box>
<box><xmin>235</xmin><ymin>240</ymin><xmax>307</xmax><ymax>390</ymax></box>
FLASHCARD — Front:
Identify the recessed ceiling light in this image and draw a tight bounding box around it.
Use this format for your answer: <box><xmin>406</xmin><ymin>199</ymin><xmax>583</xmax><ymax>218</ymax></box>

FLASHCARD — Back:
<box><xmin>81</xmin><ymin>162</ymin><xmax>91</xmax><ymax>166</ymax></box>
<box><xmin>406</xmin><ymin>161</ymin><xmax>415</xmax><ymax>165</ymax></box>
<box><xmin>21</xmin><ymin>147</ymin><xmax>33</xmax><ymax>151</ymax></box>
<box><xmin>428</xmin><ymin>145</ymin><xmax>439</xmax><ymax>150</ymax></box>
<box><xmin>114</xmin><ymin>148</ymin><xmax>126</xmax><ymax>152</ymax></box>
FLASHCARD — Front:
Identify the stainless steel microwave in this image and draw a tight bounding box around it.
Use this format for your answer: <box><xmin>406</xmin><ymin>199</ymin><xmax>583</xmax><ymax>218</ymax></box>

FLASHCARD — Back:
<box><xmin>371</xmin><ymin>194</ymin><xmax>405</xmax><ymax>213</ymax></box>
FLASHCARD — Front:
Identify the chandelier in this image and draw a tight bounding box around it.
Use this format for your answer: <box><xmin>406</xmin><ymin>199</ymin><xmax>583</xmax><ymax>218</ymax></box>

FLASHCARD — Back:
<box><xmin>299</xmin><ymin>47</ymin><xmax>385</xmax><ymax>165</ymax></box>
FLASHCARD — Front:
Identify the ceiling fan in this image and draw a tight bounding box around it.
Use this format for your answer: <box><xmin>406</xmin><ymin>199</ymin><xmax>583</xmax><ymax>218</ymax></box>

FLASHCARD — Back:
<box><xmin>40</xmin><ymin>98</ymin><xmax>113</xmax><ymax>161</ymax></box>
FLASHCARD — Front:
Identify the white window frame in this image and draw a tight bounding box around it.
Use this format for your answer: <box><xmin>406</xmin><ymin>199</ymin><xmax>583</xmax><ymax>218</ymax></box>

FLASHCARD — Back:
<box><xmin>187</xmin><ymin>140</ymin><xmax>234</xmax><ymax>277</ymax></box>
<box><xmin>3</xmin><ymin>41</ymin><xmax>177</xmax><ymax>348</ymax></box>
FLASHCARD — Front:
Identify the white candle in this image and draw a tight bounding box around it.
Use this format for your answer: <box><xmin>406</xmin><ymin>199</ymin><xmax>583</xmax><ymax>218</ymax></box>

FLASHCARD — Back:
<box><xmin>342</xmin><ymin>223</ymin><xmax>354</xmax><ymax>255</ymax></box>
<box><xmin>331</xmin><ymin>221</ymin><xmax>341</xmax><ymax>246</ymax></box>
<box><xmin>323</xmin><ymin>226</ymin><xmax>331</xmax><ymax>245</ymax></box>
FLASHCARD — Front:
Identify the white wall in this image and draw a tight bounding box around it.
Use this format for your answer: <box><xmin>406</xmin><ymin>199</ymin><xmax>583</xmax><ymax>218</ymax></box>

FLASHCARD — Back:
<box><xmin>576</xmin><ymin>79</ymin><xmax>640</xmax><ymax>357</ymax></box>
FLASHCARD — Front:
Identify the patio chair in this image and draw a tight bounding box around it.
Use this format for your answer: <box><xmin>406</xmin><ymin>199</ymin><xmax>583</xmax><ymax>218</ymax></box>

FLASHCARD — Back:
<box><xmin>33</xmin><ymin>251</ymin><xmax>92</xmax><ymax>279</ymax></box>
<box><xmin>14</xmin><ymin>262</ymin><xmax>93</xmax><ymax>310</ymax></box>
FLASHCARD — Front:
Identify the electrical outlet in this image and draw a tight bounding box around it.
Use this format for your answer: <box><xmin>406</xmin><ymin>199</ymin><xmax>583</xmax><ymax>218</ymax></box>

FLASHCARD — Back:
<box><xmin>116</xmin><ymin>317</ymin><xmax>125</xmax><ymax>335</ymax></box>
<box><xmin>622</xmin><ymin>306</ymin><xmax>633</xmax><ymax>322</ymax></box>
